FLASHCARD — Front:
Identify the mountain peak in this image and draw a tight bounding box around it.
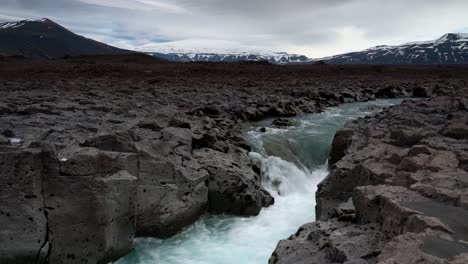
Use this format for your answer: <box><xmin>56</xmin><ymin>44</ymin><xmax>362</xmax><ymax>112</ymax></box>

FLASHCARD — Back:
<box><xmin>0</xmin><ymin>17</ymin><xmax>133</xmax><ymax>58</ymax></box>
<box><xmin>0</xmin><ymin>18</ymin><xmax>54</xmax><ymax>30</ymax></box>
<box><xmin>438</xmin><ymin>33</ymin><xmax>468</xmax><ymax>41</ymax></box>
<box><xmin>35</xmin><ymin>18</ymin><xmax>53</xmax><ymax>23</ymax></box>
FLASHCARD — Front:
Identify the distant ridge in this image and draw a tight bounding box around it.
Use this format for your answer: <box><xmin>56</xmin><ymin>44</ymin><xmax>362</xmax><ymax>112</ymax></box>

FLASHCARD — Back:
<box><xmin>136</xmin><ymin>39</ymin><xmax>311</xmax><ymax>64</ymax></box>
<box><xmin>0</xmin><ymin>18</ymin><xmax>134</xmax><ymax>59</ymax></box>
<box><xmin>318</xmin><ymin>33</ymin><xmax>468</xmax><ymax>64</ymax></box>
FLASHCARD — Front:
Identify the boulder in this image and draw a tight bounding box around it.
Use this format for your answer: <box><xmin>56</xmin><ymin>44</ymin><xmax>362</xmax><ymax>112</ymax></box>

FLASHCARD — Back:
<box><xmin>0</xmin><ymin>135</ymin><xmax>9</xmax><ymax>145</ymax></box>
<box><xmin>443</xmin><ymin>122</ymin><xmax>468</xmax><ymax>140</ymax></box>
<box><xmin>82</xmin><ymin>132</ymin><xmax>137</xmax><ymax>153</ymax></box>
<box><xmin>328</xmin><ymin>224</ymin><xmax>386</xmax><ymax>263</ymax></box>
<box><xmin>353</xmin><ymin>185</ymin><xmax>430</xmax><ymax>237</ymax></box>
<box><xmin>390</xmin><ymin>128</ymin><xmax>424</xmax><ymax>147</ymax></box>
<box><xmin>376</xmin><ymin>86</ymin><xmax>402</xmax><ymax>98</ymax></box>
<box><xmin>169</xmin><ymin>116</ymin><xmax>191</xmax><ymax>129</ymax></box>
<box><xmin>272</xmin><ymin>118</ymin><xmax>292</xmax><ymax>127</ymax></box>
<box><xmin>135</xmin><ymin>156</ymin><xmax>208</xmax><ymax>238</ymax></box>
<box><xmin>201</xmin><ymin>106</ymin><xmax>222</xmax><ymax>117</ymax></box>
<box><xmin>329</xmin><ymin>128</ymin><xmax>354</xmax><ymax>166</ymax></box>
<box><xmin>413</xmin><ymin>86</ymin><xmax>433</xmax><ymax>97</ymax></box>
<box><xmin>194</xmin><ymin>147</ymin><xmax>274</xmax><ymax>216</ymax></box>
<box><xmin>270</xmin><ymin>220</ymin><xmax>386</xmax><ymax>264</ymax></box>
<box><xmin>377</xmin><ymin>231</ymin><xmax>446</xmax><ymax>264</ymax></box>
<box><xmin>207</xmin><ymin>167</ymin><xmax>273</xmax><ymax>215</ymax></box>
<box><xmin>133</xmin><ymin>135</ymin><xmax>210</xmax><ymax>238</ymax></box>
<box><xmin>408</xmin><ymin>145</ymin><xmax>432</xmax><ymax>156</ymax></box>
<box><xmin>269</xmin><ymin>222</ymin><xmax>337</xmax><ymax>264</ymax></box>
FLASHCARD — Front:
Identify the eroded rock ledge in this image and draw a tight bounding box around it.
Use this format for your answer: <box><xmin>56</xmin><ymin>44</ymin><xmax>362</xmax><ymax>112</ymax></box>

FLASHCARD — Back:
<box><xmin>270</xmin><ymin>90</ymin><xmax>468</xmax><ymax>263</ymax></box>
<box><xmin>0</xmin><ymin>118</ymin><xmax>274</xmax><ymax>263</ymax></box>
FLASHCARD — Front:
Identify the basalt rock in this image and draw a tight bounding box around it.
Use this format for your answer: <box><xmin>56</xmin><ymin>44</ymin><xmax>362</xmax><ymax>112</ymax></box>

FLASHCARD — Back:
<box><xmin>0</xmin><ymin>147</ymin><xmax>49</xmax><ymax>264</ymax></box>
<box><xmin>134</xmin><ymin>140</ymin><xmax>209</xmax><ymax>238</ymax></box>
<box><xmin>272</xmin><ymin>93</ymin><xmax>468</xmax><ymax>264</ymax></box>
<box><xmin>272</xmin><ymin>118</ymin><xmax>292</xmax><ymax>127</ymax></box>
<box><xmin>329</xmin><ymin>128</ymin><xmax>354</xmax><ymax>166</ymax></box>
<box><xmin>0</xmin><ymin>144</ymin><xmax>138</xmax><ymax>264</ymax></box>
<box><xmin>413</xmin><ymin>86</ymin><xmax>433</xmax><ymax>98</ymax></box>
<box><xmin>274</xmin><ymin>184</ymin><xmax>468</xmax><ymax>264</ymax></box>
<box><xmin>130</xmin><ymin>125</ymin><xmax>211</xmax><ymax>238</ymax></box>
<box><xmin>46</xmin><ymin>147</ymin><xmax>138</xmax><ymax>264</ymax></box>
<box><xmin>317</xmin><ymin>96</ymin><xmax>468</xmax><ymax>221</ymax></box>
<box><xmin>2</xmin><ymin>57</ymin><xmax>467</xmax><ymax>263</ymax></box>
<box><xmin>0</xmin><ymin>135</ymin><xmax>9</xmax><ymax>145</ymax></box>
<box><xmin>269</xmin><ymin>220</ymin><xmax>386</xmax><ymax>264</ymax></box>
<box><xmin>194</xmin><ymin>147</ymin><xmax>274</xmax><ymax>216</ymax></box>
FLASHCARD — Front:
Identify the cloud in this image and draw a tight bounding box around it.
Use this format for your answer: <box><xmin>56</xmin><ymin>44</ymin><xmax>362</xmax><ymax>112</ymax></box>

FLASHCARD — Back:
<box><xmin>1</xmin><ymin>0</ymin><xmax>468</xmax><ymax>57</ymax></box>
<box><xmin>78</xmin><ymin>0</ymin><xmax>187</xmax><ymax>13</ymax></box>
<box><xmin>0</xmin><ymin>12</ymin><xmax>27</xmax><ymax>21</ymax></box>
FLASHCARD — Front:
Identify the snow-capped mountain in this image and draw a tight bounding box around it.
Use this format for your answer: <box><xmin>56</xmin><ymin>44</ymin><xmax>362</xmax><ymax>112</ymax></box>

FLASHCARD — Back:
<box><xmin>0</xmin><ymin>18</ymin><xmax>133</xmax><ymax>59</ymax></box>
<box><xmin>137</xmin><ymin>39</ymin><xmax>311</xmax><ymax>64</ymax></box>
<box><xmin>3</xmin><ymin>18</ymin><xmax>466</xmax><ymax>65</ymax></box>
<box><xmin>319</xmin><ymin>33</ymin><xmax>468</xmax><ymax>64</ymax></box>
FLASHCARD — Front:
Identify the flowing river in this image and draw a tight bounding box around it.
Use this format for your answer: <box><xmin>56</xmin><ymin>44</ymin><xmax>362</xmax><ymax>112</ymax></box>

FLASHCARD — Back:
<box><xmin>117</xmin><ymin>99</ymin><xmax>403</xmax><ymax>264</ymax></box>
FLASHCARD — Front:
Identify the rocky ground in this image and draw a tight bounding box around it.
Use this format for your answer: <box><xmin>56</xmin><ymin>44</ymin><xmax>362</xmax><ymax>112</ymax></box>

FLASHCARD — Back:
<box><xmin>271</xmin><ymin>85</ymin><xmax>468</xmax><ymax>263</ymax></box>
<box><xmin>0</xmin><ymin>55</ymin><xmax>467</xmax><ymax>263</ymax></box>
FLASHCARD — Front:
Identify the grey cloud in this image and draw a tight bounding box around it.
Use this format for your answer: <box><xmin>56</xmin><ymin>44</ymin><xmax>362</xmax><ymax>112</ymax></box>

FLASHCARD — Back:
<box><xmin>1</xmin><ymin>0</ymin><xmax>467</xmax><ymax>57</ymax></box>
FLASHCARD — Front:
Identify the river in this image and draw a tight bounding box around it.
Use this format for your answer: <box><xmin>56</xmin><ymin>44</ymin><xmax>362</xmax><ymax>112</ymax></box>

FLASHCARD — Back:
<box><xmin>116</xmin><ymin>99</ymin><xmax>403</xmax><ymax>264</ymax></box>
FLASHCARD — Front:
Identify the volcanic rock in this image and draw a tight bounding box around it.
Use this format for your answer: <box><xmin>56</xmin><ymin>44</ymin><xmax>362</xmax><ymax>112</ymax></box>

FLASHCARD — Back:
<box><xmin>1</xmin><ymin>56</ymin><xmax>467</xmax><ymax>263</ymax></box>
<box><xmin>272</xmin><ymin>93</ymin><xmax>468</xmax><ymax>264</ymax></box>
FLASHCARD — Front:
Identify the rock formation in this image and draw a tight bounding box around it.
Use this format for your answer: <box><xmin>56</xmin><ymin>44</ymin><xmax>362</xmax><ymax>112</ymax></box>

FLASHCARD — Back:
<box><xmin>271</xmin><ymin>88</ymin><xmax>468</xmax><ymax>263</ymax></box>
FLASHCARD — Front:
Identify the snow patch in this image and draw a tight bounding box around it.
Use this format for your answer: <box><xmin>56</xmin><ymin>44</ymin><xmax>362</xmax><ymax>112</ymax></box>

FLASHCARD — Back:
<box><xmin>0</xmin><ymin>21</ymin><xmax>27</xmax><ymax>29</ymax></box>
<box><xmin>0</xmin><ymin>18</ymin><xmax>49</xmax><ymax>30</ymax></box>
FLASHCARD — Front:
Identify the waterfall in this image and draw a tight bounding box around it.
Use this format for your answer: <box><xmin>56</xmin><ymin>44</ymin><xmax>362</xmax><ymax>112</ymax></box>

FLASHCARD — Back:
<box><xmin>116</xmin><ymin>99</ymin><xmax>403</xmax><ymax>264</ymax></box>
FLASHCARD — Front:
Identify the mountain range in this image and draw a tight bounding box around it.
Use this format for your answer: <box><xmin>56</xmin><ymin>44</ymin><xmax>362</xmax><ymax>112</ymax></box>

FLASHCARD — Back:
<box><xmin>0</xmin><ymin>18</ymin><xmax>467</xmax><ymax>64</ymax></box>
<box><xmin>135</xmin><ymin>39</ymin><xmax>310</xmax><ymax>64</ymax></box>
<box><xmin>320</xmin><ymin>33</ymin><xmax>468</xmax><ymax>64</ymax></box>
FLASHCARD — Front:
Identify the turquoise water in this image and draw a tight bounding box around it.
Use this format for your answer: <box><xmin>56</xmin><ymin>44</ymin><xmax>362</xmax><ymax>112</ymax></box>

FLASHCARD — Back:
<box><xmin>116</xmin><ymin>99</ymin><xmax>403</xmax><ymax>264</ymax></box>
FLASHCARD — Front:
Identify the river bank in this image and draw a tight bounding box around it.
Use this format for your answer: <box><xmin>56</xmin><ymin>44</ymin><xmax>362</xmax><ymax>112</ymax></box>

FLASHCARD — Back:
<box><xmin>271</xmin><ymin>88</ymin><xmax>468</xmax><ymax>263</ymax></box>
<box><xmin>0</xmin><ymin>55</ymin><xmax>467</xmax><ymax>263</ymax></box>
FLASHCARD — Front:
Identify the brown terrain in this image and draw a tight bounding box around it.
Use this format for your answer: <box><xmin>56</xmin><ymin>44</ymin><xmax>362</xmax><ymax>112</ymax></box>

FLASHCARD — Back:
<box><xmin>0</xmin><ymin>54</ymin><xmax>467</xmax><ymax>263</ymax></box>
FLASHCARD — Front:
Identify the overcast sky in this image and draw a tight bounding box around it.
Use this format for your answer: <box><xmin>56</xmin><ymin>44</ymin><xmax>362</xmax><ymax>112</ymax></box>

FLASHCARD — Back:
<box><xmin>1</xmin><ymin>0</ymin><xmax>468</xmax><ymax>57</ymax></box>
